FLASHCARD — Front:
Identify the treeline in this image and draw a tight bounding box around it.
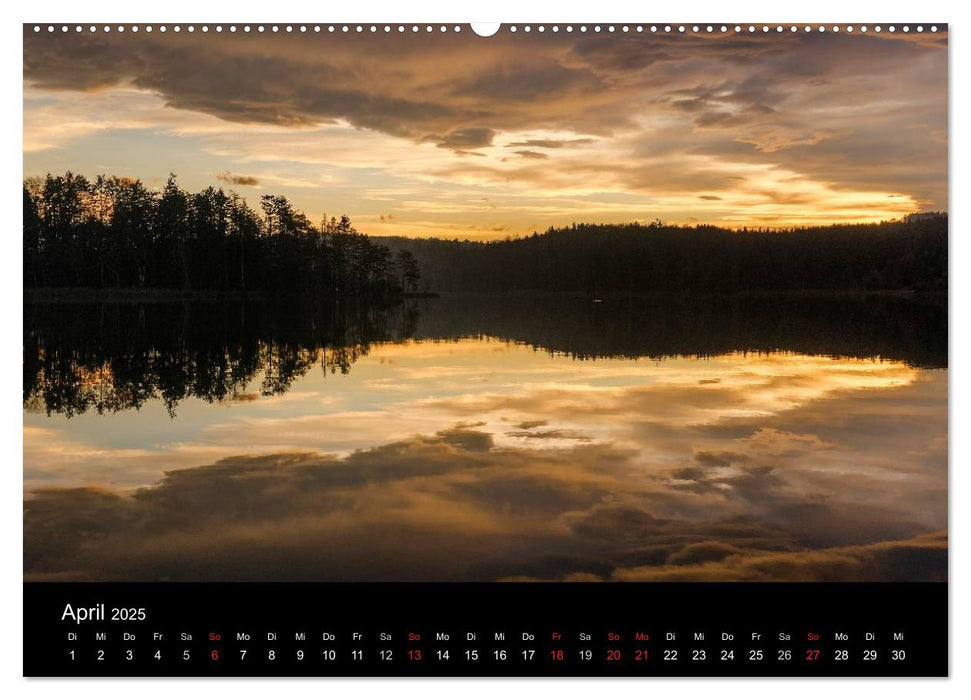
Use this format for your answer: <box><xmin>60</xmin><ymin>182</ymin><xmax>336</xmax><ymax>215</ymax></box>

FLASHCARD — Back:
<box><xmin>378</xmin><ymin>216</ymin><xmax>947</xmax><ymax>294</ymax></box>
<box><xmin>24</xmin><ymin>171</ymin><xmax>946</xmax><ymax>296</ymax></box>
<box><xmin>409</xmin><ymin>292</ymin><xmax>947</xmax><ymax>369</ymax></box>
<box><xmin>25</xmin><ymin>292</ymin><xmax>945</xmax><ymax>419</ymax></box>
<box><xmin>23</xmin><ymin>172</ymin><xmax>421</xmax><ymax>299</ymax></box>
<box><xmin>24</xmin><ymin>300</ymin><xmax>421</xmax><ymax>418</ymax></box>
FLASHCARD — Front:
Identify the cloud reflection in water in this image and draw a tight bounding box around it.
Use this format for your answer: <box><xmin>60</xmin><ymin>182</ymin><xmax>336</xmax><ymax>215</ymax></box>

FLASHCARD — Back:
<box><xmin>24</xmin><ymin>340</ymin><xmax>946</xmax><ymax>582</ymax></box>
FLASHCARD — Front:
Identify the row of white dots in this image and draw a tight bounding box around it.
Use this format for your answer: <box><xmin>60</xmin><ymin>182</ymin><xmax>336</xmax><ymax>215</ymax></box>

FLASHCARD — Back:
<box><xmin>33</xmin><ymin>25</ymin><xmax>465</xmax><ymax>33</ymax></box>
<box><xmin>510</xmin><ymin>24</ymin><xmax>939</xmax><ymax>33</ymax></box>
<box><xmin>32</xmin><ymin>24</ymin><xmax>941</xmax><ymax>34</ymax></box>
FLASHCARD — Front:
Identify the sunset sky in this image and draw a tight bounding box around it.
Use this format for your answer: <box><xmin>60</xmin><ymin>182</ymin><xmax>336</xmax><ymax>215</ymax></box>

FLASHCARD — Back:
<box><xmin>23</xmin><ymin>26</ymin><xmax>947</xmax><ymax>240</ymax></box>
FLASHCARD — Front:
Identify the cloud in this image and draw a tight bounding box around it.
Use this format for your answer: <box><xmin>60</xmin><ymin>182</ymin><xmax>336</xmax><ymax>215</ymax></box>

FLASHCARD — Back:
<box><xmin>505</xmin><ymin>428</ymin><xmax>592</xmax><ymax>441</ymax></box>
<box><xmin>22</xmin><ymin>28</ymin><xmax>948</xmax><ymax>228</ymax></box>
<box><xmin>24</xmin><ymin>415</ymin><xmax>946</xmax><ymax>582</ymax></box>
<box><xmin>506</xmin><ymin>138</ymin><xmax>597</xmax><ymax>149</ymax></box>
<box><xmin>434</xmin><ymin>127</ymin><xmax>496</xmax><ymax>152</ymax></box>
<box><xmin>511</xmin><ymin>150</ymin><xmax>549</xmax><ymax>160</ymax></box>
<box><xmin>693</xmin><ymin>450</ymin><xmax>746</xmax><ymax>468</ymax></box>
<box><xmin>666</xmin><ymin>541</ymin><xmax>745</xmax><ymax>565</ymax></box>
<box><xmin>216</xmin><ymin>171</ymin><xmax>259</xmax><ymax>186</ymax></box>
<box><xmin>512</xmin><ymin>419</ymin><xmax>548</xmax><ymax>430</ymax></box>
<box><xmin>611</xmin><ymin>532</ymin><xmax>947</xmax><ymax>582</ymax></box>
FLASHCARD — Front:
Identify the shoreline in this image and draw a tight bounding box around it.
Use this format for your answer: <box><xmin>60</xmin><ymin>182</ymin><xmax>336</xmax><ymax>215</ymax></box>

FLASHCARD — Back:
<box><xmin>24</xmin><ymin>286</ymin><xmax>945</xmax><ymax>305</ymax></box>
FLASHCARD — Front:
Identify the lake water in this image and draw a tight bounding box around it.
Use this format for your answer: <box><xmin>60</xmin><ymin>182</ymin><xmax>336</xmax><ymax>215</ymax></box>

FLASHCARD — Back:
<box><xmin>23</xmin><ymin>294</ymin><xmax>947</xmax><ymax>582</ymax></box>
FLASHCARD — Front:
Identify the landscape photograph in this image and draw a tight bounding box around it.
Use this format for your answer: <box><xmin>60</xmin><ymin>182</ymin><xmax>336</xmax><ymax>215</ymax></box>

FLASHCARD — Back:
<box><xmin>23</xmin><ymin>25</ymin><xmax>947</xmax><ymax>582</ymax></box>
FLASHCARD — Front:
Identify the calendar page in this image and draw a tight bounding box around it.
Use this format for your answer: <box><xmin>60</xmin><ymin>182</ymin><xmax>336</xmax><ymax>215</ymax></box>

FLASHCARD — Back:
<box><xmin>22</xmin><ymin>21</ymin><xmax>948</xmax><ymax>677</ymax></box>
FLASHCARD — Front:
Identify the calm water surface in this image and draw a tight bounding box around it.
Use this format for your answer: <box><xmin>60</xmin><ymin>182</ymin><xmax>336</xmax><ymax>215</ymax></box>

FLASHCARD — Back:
<box><xmin>23</xmin><ymin>295</ymin><xmax>947</xmax><ymax>582</ymax></box>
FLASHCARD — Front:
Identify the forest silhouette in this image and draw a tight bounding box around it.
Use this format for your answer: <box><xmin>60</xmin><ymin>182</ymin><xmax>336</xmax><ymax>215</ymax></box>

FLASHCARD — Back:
<box><xmin>23</xmin><ymin>172</ymin><xmax>421</xmax><ymax>299</ymax></box>
<box><xmin>24</xmin><ymin>300</ymin><xmax>420</xmax><ymax>418</ymax></box>
<box><xmin>23</xmin><ymin>172</ymin><xmax>948</xmax><ymax>417</ymax></box>
<box><xmin>24</xmin><ymin>172</ymin><xmax>946</xmax><ymax>298</ymax></box>
<box><xmin>25</xmin><ymin>292</ymin><xmax>945</xmax><ymax>418</ymax></box>
<box><xmin>379</xmin><ymin>215</ymin><xmax>947</xmax><ymax>295</ymax></box>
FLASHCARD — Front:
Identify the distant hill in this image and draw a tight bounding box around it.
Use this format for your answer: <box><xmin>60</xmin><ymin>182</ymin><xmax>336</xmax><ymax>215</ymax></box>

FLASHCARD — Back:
<box><xmin>375</xmin><ymin>216</ymin><xmax>947</xmax><ymax>295</ymax></box>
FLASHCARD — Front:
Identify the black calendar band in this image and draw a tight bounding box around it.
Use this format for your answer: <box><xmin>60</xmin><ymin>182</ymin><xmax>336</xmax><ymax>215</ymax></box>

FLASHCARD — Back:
<box><xmin>24</xmin><ymin>581</ymin><xmax>947</xmax><ymax>677</ymax></box>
